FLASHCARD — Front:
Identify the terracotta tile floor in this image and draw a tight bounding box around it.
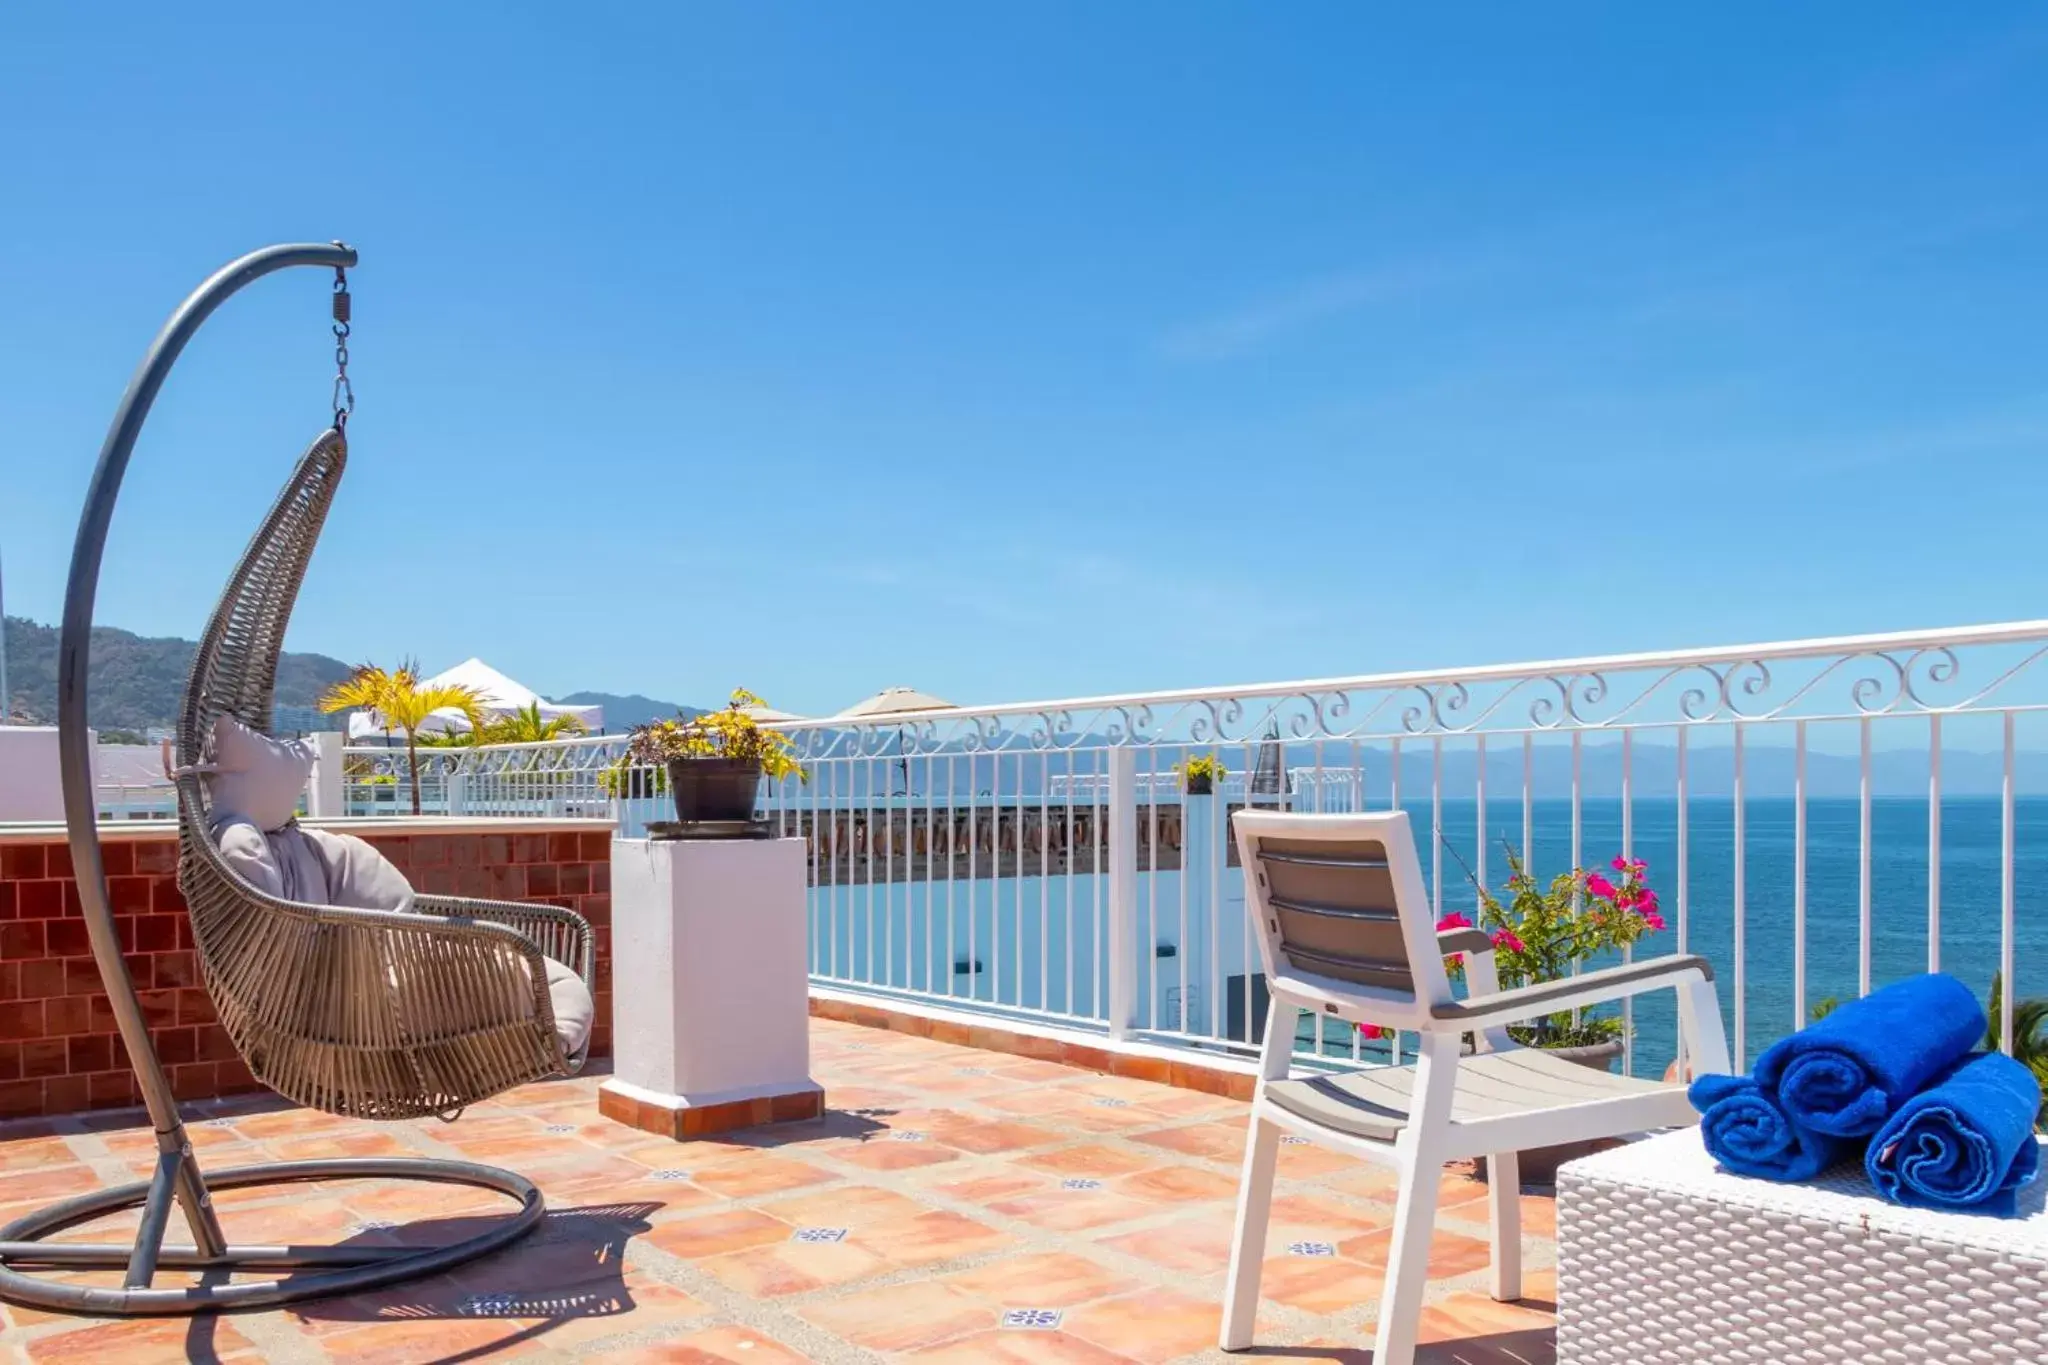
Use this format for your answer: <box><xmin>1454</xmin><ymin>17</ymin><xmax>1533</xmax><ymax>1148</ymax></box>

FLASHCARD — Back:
<box><xmin>0</xmin><ymin>1020</ymin><xmax>1558</xmax><ymax>1363</ymax></box>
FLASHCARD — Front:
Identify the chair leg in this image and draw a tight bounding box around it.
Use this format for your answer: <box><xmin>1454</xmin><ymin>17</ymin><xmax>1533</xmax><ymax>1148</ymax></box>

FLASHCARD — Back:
<box><xmin>1221</xmin><ymin>997</ymin><xmax>1297</xmax><ymax>1353</ymax></box>
<box><xmin>1220</xmin><ymin>1111</ymin><xmax>1281</xmax><ymax>1351</ymax></box>
<box><xmin>1485</xmin><ymin>1149</ymin><xmax>1522</xmax><ymax>1302</ymax></box>
<box><xmin>1370</xmin><ymin>1035</ymin><xmax>1458</xmax><ymax>1365</ymax></box>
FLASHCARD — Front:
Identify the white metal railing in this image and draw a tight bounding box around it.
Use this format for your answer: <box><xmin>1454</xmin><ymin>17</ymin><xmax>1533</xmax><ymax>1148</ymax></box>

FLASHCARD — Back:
<box><xmin>345</xmin><ymin>619</ymin><xmax>2048</xmax><ymax>1078</ymax></box>
<box><xmin>342</xmin><ymin>733</ymin><xmax>626</xmax><ymax>823</ymax></box>
<box><xmin>94</xmin><ymin>780</ymin><xmax>177</xmax><ymax>822</ymax></box>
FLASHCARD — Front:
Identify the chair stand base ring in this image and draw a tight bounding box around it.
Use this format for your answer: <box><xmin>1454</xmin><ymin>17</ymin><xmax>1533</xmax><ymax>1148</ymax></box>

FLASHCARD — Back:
<box><xmin>0</xmin><ymin>1157</ymin><xmax>544</xmax><ymax>1316</ymax></box>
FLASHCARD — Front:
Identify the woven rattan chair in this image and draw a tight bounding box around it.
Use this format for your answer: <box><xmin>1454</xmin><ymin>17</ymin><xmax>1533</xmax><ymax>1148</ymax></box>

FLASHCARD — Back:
<box><xmin>0</xmin><ymin>243</ymin><xmax>596</xmax><ymax>1316</ymax></box>
<box><xmin>176</xmin><ymin>429</ymin><xmax>594</xmax><ymax>1119</ymax></box>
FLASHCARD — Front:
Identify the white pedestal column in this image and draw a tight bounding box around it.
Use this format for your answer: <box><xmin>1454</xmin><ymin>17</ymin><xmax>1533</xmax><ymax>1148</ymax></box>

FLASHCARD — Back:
<box><xmin>598</xmin><ymin>836</ymin><xmax>823</xmax><ymax>1140</ymax></box>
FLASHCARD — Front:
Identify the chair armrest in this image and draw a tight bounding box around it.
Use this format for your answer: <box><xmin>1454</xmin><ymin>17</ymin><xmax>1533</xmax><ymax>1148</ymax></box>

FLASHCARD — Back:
<box><xmin>411</xmin><ymin>893</ymin><xmax>597</xmax><ymax>1071</ymax></box>
<box><xmin>251</xmin><ymin>897</ymin><xmax>559</xmax><ymax>1043</ymax></box>
<box><xmin>1430</xmin><ymin>954</ymin><xmax>1714</xmax><ymax>1029</ymax></box>
<box><xmin>1437</xmin><ymin>925</ymin><xmax>1510</xmax><ymax>1051</ymax></box>
<box><xmin>1437</xmin><ymin>926</ymin><xmax>1494</xmax><ymax>958</ymax></box>
<box><xmin>410</xmin><ymin>894</ymin><xmax>596</xmax><ymax>986</ymax></box>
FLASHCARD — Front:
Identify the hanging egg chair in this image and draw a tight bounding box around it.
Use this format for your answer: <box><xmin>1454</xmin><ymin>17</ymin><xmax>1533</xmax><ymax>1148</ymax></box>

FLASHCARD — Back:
<box><xmin>0</xmin><ymin>243</ymin><xmax>594</xmax><ymax>1315</ymax></box>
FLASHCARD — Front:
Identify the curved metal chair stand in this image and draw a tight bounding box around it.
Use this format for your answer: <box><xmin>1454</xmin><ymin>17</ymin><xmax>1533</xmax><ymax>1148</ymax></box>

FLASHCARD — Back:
<box><xmin>0</xmin><ymin>243</ymin><xmax>594</xmax><ymax>1315</ymax></box>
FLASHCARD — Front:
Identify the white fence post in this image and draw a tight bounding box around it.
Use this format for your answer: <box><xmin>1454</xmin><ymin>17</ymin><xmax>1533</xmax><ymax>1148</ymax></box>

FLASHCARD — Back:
<box><xmin>1108</xmin><ymin>747</ymin><xmax>1138</xmax><ymax>1041</ymax></box>
<box><xmin>306</xmin><ymin>732</ymin><xmax>344</xmax><ymax>819</ymax></box>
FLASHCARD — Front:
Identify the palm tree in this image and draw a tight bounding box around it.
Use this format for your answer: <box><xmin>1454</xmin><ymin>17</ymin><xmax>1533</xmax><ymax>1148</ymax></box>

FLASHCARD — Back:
<box><xmin>1987</xmin><ymin>972</ymin><xmax>2048</xmax><ymax>1128</ymax></box>
<box><xmin>319</xmin><ymin>661</ymin><xmax>486</xmax><ymax>815</ymax></box>
<box><xmin>477</xmin><ymin>701</ymin><xmax>588</xmax><ymax>746</ymax></box>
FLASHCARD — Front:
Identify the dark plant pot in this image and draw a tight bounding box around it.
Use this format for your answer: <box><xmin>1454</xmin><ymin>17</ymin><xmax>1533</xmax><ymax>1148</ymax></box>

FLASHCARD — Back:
<box><xmin>1476</xmin><ymin>1039</ymin><xmax>1626</xmax><ymax>1186</ymax></box>
<box><xmin>666</xmin><ymin>757</ymin><xmax>762</xmax><ymax>823</ymax></box>
<box><xmin>1184</xmin><ymin>776</ymin><xmax>1215</xmax><ymax>796</ymax></box>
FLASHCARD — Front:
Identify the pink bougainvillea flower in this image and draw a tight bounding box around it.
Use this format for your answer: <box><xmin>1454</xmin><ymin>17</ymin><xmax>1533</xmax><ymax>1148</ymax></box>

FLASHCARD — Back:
<box><xmin>1356</xmin><ymin>1022</ymin><xmax>1388</xmax><ymax>1040</ymax></box>
<box><xmin>1491</xmin><ymin>928</ymin><xmax>1526</xmax><ymax>953</ymax></box>
<box><xmin>1630</xmin><ymin>857</ymin><xmax>1648</xmax><ymax>872</ymax></box>
<box><xmin>1641</xmin><ymin>909</ymin><xmax>1667</xmax><ymax>931</ymax></box>
<box><xmin>1615</xmin><ymin>885</ymin><xmax>1640</xmax><ymax>909</ymax></box>
<box><xmin>1585</xmin><ymin>873</ymin><xmax>1616</xmax><ymax>900</ymax></box>
<box><xmin>1436</xmin><ymin>911</ymin><xmax>1473</xmax><ymax>931</ymax></box>
<box><xmin>1611</xmin><ymin>855</ymin><xmax>1629</xmax><ymax>872</ymax></box>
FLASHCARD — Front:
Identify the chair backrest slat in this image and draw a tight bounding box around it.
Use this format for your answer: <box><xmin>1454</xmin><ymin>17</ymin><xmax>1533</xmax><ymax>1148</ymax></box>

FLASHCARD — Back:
<box><xmin>1260</xmin><ymin>850</ymin><xmax>1392</xmax><ymax>871</ymax></box>
<box><xmin>1266</xmin><ymin>894</ymin><xmax>1400</xmax><ymax>924</ymax></box>
<box><xmin>1235</xmin><ymin>811</ymin><xmax>1453</xmax><ymax>1013</ymax></box>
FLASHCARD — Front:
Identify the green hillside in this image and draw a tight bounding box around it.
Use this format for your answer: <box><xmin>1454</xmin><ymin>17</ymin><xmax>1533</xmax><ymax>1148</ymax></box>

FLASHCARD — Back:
<box><xmin>2</xmin><ymin>615</ymin><xmax>355</xmax><ymax>732</ymax></box>
<box><xmin>1</xmin><ymin>617</ymin><xmax>700</xmax><ymax>736</ymax></box>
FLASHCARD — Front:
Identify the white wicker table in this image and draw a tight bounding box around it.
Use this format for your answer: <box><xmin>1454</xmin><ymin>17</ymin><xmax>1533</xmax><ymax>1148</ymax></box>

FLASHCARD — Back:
<box><xmin>1556</xmin><ymin>1127</ymin><xmax>2048</xmax><ymax>1364</ymax></box>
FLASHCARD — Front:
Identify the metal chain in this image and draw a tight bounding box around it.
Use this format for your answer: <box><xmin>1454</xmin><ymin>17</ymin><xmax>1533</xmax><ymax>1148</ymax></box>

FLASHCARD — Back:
<box><xmin>331</xmin><ymin>266</ymin><xmax>354</xmax><ymax>429</ymax></box>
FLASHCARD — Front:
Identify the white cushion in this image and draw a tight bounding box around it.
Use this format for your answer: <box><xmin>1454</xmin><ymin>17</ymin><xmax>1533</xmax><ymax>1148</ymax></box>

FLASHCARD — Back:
<box><xmin>543</xmin><ymin>957</ymin><xmax>595</xmax><ymax>1058</ymax></box>
<box><xmin>206</xmin><ymin>717</ymin><xmax>317</xmax><ymax>832</ymax></box>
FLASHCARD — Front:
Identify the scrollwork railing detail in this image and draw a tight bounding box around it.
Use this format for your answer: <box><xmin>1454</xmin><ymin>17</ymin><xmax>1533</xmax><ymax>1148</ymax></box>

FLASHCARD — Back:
<box><xmin>339</xmin><ymin>624</ymin><xmax>2048</xmax><ymax>806</ymax></box>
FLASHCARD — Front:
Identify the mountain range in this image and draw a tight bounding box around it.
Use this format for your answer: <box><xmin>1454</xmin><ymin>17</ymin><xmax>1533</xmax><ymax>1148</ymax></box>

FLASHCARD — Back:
<box><xmin>0</xmin><ymin>617</ymin><xmax>699</xmax><ymax>735</ymax></box>
<box><xmin>2</xmin><ymin>616</ymin><xmax>358</xmax><ymax>734</ymax></box>
<box><xmin>556</xmin><ymin>692</ymin><xmax>704</xmax><ymax>728</ymax></box>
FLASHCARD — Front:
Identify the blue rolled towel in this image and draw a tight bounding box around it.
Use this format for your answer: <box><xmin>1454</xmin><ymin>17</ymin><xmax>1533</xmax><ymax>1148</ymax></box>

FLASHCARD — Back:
<box><xmin>1867</xmin><ymin>1051</ymin><xmax>2043</xmax><ymax>1215</ymax></box>
<box><xmin>1689</xmin><ymin>1072</ymin><xmax>1852</xmax><ymax>1182</ymax></box>
<box><xmin>1754</xmin><ymin>973</ymin><xmax>1987</xmax><ymax>1136</ymax></box>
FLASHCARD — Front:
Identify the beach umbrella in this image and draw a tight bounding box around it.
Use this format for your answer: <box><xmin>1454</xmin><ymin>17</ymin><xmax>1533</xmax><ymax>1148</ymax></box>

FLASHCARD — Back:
<box><xmin>835</xmin><ymin>686</ymin><xmax>955</xmax><ymax>718</ymax></box>
<box><xmin>739</xmin><ymin>703</ymin><xmax>807</xmax><ymax>723</ymax></box>
<box><xmin>837</xmin><ymin>687</ymin><xmax>955</xmax><ymax>793</ymax></box>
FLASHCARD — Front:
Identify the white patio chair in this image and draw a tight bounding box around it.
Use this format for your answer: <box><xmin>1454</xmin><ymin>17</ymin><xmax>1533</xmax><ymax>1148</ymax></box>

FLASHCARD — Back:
<box><xmin>1220</xmin><ymin>810</ymin><xmax>1730</xmax><ymax>1365</ymax></box>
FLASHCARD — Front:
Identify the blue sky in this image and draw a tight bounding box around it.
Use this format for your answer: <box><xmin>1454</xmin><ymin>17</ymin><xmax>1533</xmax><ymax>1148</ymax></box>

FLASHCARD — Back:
<box><xmin>3</xmin><ymin>5</ymin><xmax>2046</xmax><ymax>717</ymax></box>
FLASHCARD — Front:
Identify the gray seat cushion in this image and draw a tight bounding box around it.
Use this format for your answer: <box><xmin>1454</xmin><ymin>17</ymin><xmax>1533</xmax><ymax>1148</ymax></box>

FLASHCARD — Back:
<box><xmin>211</xmin><ymin>811</ymin><xmax>589</xmax><ymax>1059</ymax></box>
<box><xmin>542</xmin><ymin>956</ymin><xmax>594</xmax><ymax>1058</ymax></box>
<box><xmin>210</xmin><ymin>814</ymin><xmax>416</xmax><ymax>913</ymax></box>
<box><xmin>1265</xmin><ymin>1047</ymin><xmax>1676</xmax><ymax>1143</ymax></box>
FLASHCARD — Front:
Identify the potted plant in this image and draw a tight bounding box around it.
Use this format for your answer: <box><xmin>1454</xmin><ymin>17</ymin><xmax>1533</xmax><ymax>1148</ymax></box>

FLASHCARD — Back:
<box><xmin>1456</xmin><ymin>847</ymin><xmax>1665</xmax><ymax>1068</ymax></box>
<box><xmin>622</xmin><ymin>689</ymin><xmax>806</xmax><ymax>824</ymax></box>
<box><xmin>1177</xmin><ymin>752</ymin><xmax>1225</xmax><ymax>796</ymax></box>
<box><xmin>1431</xmin><ymin>847</ymin><xmax>1664</xmax><ymax>1183</ymax></box>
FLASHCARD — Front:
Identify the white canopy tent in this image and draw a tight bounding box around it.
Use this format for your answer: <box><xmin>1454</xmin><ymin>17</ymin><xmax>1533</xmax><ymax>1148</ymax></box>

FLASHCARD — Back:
<box><xmin>345</xmin><ymin>658</ymin><xmax>604</xmax><ymax>740</ymax></box>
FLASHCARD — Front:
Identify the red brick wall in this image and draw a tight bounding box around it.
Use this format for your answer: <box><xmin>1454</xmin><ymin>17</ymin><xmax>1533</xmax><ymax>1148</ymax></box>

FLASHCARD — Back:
<box><xmin>0</xmin><ymin>827</ymin><xmax>612</xmax><ymax>1120</ymax></box>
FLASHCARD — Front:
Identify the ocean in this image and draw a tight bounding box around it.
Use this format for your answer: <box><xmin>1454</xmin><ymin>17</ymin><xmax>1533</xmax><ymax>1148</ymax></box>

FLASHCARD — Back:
<box><xmin>802</xmin><ymin>796</ymin><xmax>2048</xmax><ymax>1078</ymax></box>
